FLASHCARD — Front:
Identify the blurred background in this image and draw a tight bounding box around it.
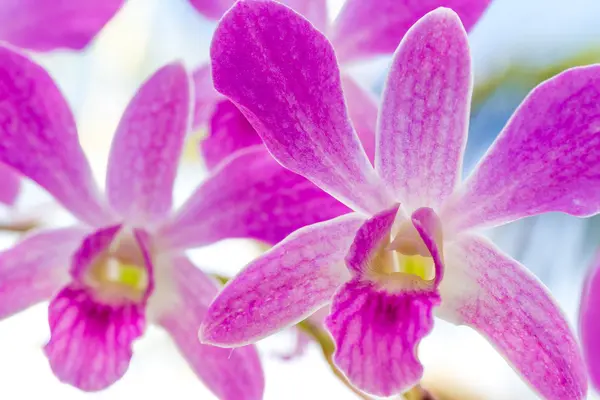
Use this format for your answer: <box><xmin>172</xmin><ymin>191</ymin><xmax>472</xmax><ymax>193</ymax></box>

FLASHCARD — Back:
<box><xmin>0</xmin><ymin>0</ymin><xmax>599</xmax><ymax>398</ymax></box>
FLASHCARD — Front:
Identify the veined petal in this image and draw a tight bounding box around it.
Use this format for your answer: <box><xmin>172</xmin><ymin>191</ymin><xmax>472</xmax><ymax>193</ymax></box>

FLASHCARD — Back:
<box><xmin>0</xmin><ymin>45</ymin><xmax>111</xmax><ymax>226</ymax></box>
<box><xmin>443</xmin><ymin>65</ymin><xmax>600</xmax><ymax>233</ymax></box>
<box><xmin>44</xmin><ymin>285</ymin><xmax>145</xmax><ymax>391</ymax></box>
<box><xmin>579</xmin><ymin>255</ymin><xmax>600</xmax><ymax>390</ymax></box>
<box><xmin>106</xmin><ymin>63</ymin><xmax>191</xmax><ymax>226</ymax></box>
<box><xmin>329</xmin><ymin>0</ymin><xmax>490</xmax><ymax>64</ymax></box>
<box><xmin>155</xmin><ymin>257</ymin><xmax>264</xmax><ymax>400</ymax></box>
<box><xmin>200</xmin><ymin>100</ymin><xmax>262</xmax><ymax>170</ymax></box>
<box><xmin>377</xmin><ymin>8</ymin><xmax>472</xmax><ymax>211</ymax></box>
<box><xmin>211</xmin><ymin>0</ymin><xmax>393</xmax><ymax>214</ymax></box>
<box><xmin>439</xmin><ymin>235</ymin><xmax>587</xmax><ymax>400</ymax></box>
<box><xmin>70</xmin><ymin>225</ymin><xmax>121</xmax><ymax>280</ymax></box>
<box><xmin>160</xmin><ymin>145</ymin><xmax>351</xmax><ymax>250</ymax></box>
<box><xmin>200</xmin><ymin>213</ymin><xmax>366</xmax><ymax>347</ymax></box>
<box><xmin>0</xmin><ymin>227</ymin><xmax>88</xmax><ymax>319</ymax></box>
<box><xmin>0</xmin><ymin>0</ymin><xmax>123</xmax><ymax>51</ymax></box>
<box><xmin>0</xmin><ymin>163</ymin><xmax>20</xmax><ymax>206</ymax></box>
<box><xmin>191</xmin><ymin>64</ymin><xmax>222</xmax><ymax>130</ymax></box>
<box><xmin>326</xmin><ymin>279</ymin><xmax>439</xmax><ymax>396</ymax></box>
<box><xmin>342</xmin><ymin>76</ymin><xmax>377</xmax><ymax>164</ymax></box>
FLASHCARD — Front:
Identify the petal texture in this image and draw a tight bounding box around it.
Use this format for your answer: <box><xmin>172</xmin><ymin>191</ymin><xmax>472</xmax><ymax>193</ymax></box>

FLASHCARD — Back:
<box><xmin>45</xmin><ymin>285</ymin><xmax>145</xmax><ymax>391</ymax></box>
<box><xmin>342</xmin><ymin>76</ymin><xmax>377</xmax><ymax>164</ymax></box>
<box><xmin>329</xmin><ymin>0</ymin><xmax>490</xmax><ymax>64</ymax></box>
<box><xmin>0</xmin><ymin>163</ymin><xmax>20</xmax><ymax>206</ymax></box>
<box><xmin>439</xmin><ymin>235</ymin><xmax>587</xmax><ymax>400</ymax></box>
<box><xmin>326</xmin><ymin>279</ymin><xmax>439</xmax><ymax>396</ymax></box>
<box><xmin>211</xmin><ymin>0</ymin><xmax>392</xmax><ymax>214</ymax></box>
<box><xmin>160</xmin><ymin>145</ymin><xmax>351</xmax><ymax>249</ymax></box>
<box><xmin>0</xmin><ymin>0</ymin><xmax>123</xmax><ymax>51</ymax></box>
<box><xmin>200</xmin><ymin>100</ymin><xmax>262</xmax><ymax>170</ymax></box>
<box><xmin>579</xmin><ymin>256</ymin><xmax>600</xmax><ymax>390</ymax></box>
<box><xmin>0</xmin><ymin>45</ymin><xmax>110</xmax><ymax>226</ymax></box>
<box><xmin>156</xmin><ymin>257</ymin><xmax>264</xmax><ymax>400</ymax></box>
<box><xmin>200</xmin><ymin>213</ymin><xmax>365</xmax><ymax>346</ymax></box>
<box><xmin>377</xmin><ymin>8</ymin><xmax>472</xmax><ymax>211</ymax></box>
<box><xmin>106</xmin><ymin>63</ymin><xmax>191</xmax><ymax>225</ymax></box>
<box><xmin>0</xmin><ymin>227</ymin><xmax>88</xmax><ymax>319</ymax></box>
<box><xmin>444</xmin><ymin>65</ymin><xmax>600</xmax><ymax>233</ymax></box>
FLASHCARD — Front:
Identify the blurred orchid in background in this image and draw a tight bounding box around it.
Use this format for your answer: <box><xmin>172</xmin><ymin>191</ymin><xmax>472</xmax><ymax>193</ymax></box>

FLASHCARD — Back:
<box><xmin>201</xmin><ymin>1</ymin><xmax>600</xmax><ymax>398</ymax></box>
<box><xmin>579</xmin><ymin>252</ymin><xmax>600</xmax><ymax>392</ymax></box>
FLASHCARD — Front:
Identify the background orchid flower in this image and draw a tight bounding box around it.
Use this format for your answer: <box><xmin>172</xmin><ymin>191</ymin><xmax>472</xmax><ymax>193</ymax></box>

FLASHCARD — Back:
<box><xmin>201</xmin><ymin>1</ymin><xmax>600</xmax><ymax>399</ymax></box>
<box><xmin>0</xmin><ymin>46</ymin><xmax>275</xmax><ymax>398</ymax></box>
<box><xmin>579</xmin><ymin>252</ymin><xmax>600</xmax><ymax>392</ymax></box>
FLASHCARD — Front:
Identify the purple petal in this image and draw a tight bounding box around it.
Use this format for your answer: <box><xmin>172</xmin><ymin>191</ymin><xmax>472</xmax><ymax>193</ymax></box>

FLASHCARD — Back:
<box><xmin>342</xmin><ymin>76</ymin><xmax>377</xmax><ymax>164</ymax></box>
<box><xmin>211</xmin><ymin>0</ymin><xmax>393</xmax><ymax>214</ymax></box>
<box><xmin>0</xmin><ymin>45</ymin><xmax>111</xmax><ymax>226</ymax></box>
<box><xmin>156</xmin><ymin>257</ymin><xmax>264</xmax><ymax>400</ymax></box>
<box><xmin>411</xmin><ymin>207</ymin><xmax>444</xmax><ymax>284</ymax></box>
<box><xmin>44</xmin><ymin>285</ymin><xmax>145</xmax><ymax>391</ymax></box>
<box><xmin>200</xmin><ymin>213</ymin><xmax>365</xmax><ymax>346</ymax></box>
<box><xmin>0</xmin><ymin>227</ymin><xmax>88</xmax><ymax>319</ymax></box>
<box><xmin>440</xmin><ymin>235</ymin><xmax>587</xmax><ymax>400</ymax></box>
<box><xmin>106</xmin><ymin>63</ymin><xmax>191</xmax><ymax>225</ymax></box>
<box><xmin>0</xmin><ymin>163</ymin><xmax>20</xmax><ymax>206</ymax></box>
<box><xmin>200</xmin><ymin>100</ymin><xmax>262</xmax><ymax>170</ymax></box>
<box><xmin>329</xmin><ymin>0</ymin><xmax>490</xmax><ymax>64</ymax></box>
<box><xmin>0</xmin><ymin>0</ymin><xmax>123</xmax><ymax>51</ymax></box>
<box><xmin>443</xmin><ymin>65</ymin><xmax>600</xmax><ymax>233</ymax></box>
<box><xmin>579</xmin><ymin>255</ymin><xmax>600</xmax><ymax>391</ymax></box>
<box><xmin>70</xmin><ymin>225</ymin><xmax>121</xmax><ymax>279</ymax></box>
<box><xmin>377</xmin><ymin>8</ymin><xmax>471</xmax><ymax>211</ymax></box>
<box><xmin>160</xmin><ymin>145</ymin><xmax>351</xmax><ymax>249</ymax></box>
<box><xmin>326</xmin><ymin>279</ymin><xmax>440</xmax><ymax>396</ymax></box>
<box><xmin>192</xmin><ymin>64</ymin><xmax>222</xmax><ymax>130</ymax></box>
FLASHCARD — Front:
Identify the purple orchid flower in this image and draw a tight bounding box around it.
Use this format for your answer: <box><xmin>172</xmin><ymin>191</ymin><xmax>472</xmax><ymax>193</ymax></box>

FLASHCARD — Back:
<box><xmin>191</xmin><ymin>0</ymin><xmax>491</xmax><ymax>170</ymax></box>
<box><xmin>200</xmin><ymin>1</ymin><xmax>600</xmax><ymax>399</ymax></box>
<box><xmin>0</xmin><ymin>46</ymin><xmax>272</xmax><ymax>398</ymax></box>
<box><xmin>579</xmin><ymin>253</ymin><xmax>600</xmax><ymax>392</ymax></box>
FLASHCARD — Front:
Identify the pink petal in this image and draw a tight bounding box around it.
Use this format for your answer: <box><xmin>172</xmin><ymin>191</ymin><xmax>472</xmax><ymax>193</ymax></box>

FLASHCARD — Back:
<box><xmin>0</xmin><ymin>0</ymin><xmax>123</xmax><ymax>51</ymax></box>
<box><xmin>44</xmin><ymin>285</ymin><xmax>145</xmax><ymax>391</ymax></box>
<box><xmin>211</xmin><ymin>0</ymin><xmax>393</xmax><ymax>214</ymax></box>
<box><xmin>200</xmin><ymin>100</ymin><xmax>262</xmax><ymax>170</ymax></box>
<box><xmin>106</xmin><ymin>63</ymin><xmax>191</xmax><ymax>225</ymax></box>
<box><xmin>157</xmin><ymin>257</ymin><xmax>264</xmax><ymax>400</ymax></box>
<box><xmin>191</xmin><ymin>64</ymin><xmax>222</xmax><ymax>130</ymax></box>
<box><xmin>0</xmin><ymin>45</ymin><xmax>111</xmax><ymax>226</ymax></box>
<box><xmin>411</xmin><ymin>207</ymin><xmax>445</xmax><ymax>284</ymax></box>
<box><xmin>0</xmin><ymin>227</ymin><xmax>88</xmax><ymax>319</ymax></box>
<box><xmin>200</xmin><ymin>213</ymin><xmax>365</xmax><ymax>346</ymax></box>
<box><xmin>579</xmin><ymin>255</ymin><xmax>600</xmax><ymax>390</ymax></box>
<box><xmin>160</xmin><ymin>145</ymin><xmax>351</xmax><ymax>249</ymax></box>
<box><xmin>440</xmin><ymin>235</ymin><xmax>587</xmax><ymax>400</ymax></box>
<box><xmin>377</xmin><ymin>8</ymin><xmax>472</xmax><ymax>211</ymax></box>
<box><xmin>329</xmin><ymin>0</ymin><xmax>490</xmax><ymax>64</ymax></box>
<box><xmin>326</xmin><ymin>279</ymin><xmax>440</xmax><ymax>396</ymax></box>
<box><xmin>342</xmin><ymin>76</ymin><xmax>377</xmax><ymax>164</ymax></box>
<box><xmin>443</xmin><ymin>65</ymin><xmax>600</xmax><ymax>233</ymax></box>
<box><xmin>0</xmin><ymin>163</ymin><xmax>20</xmax><ymax>206</ymax></box>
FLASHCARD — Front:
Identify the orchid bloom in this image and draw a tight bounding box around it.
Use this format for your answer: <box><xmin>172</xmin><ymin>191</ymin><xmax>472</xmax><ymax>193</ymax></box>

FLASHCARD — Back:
<box><xmin>201</xmin><ymin>2</ymin><xmax>600</xmax><ymax>399</ymax></box>
<box><xmin>579</xmin><ymin>253</ymin><xmax>600</xmax><ymax>391</ymax></box>
<box><xmin>0</xmin><ymin>46</ymin><xmax>276</xmax><ymax>398</ymax></box>
<box><xmin>191</xmin><ymin>0</ymin><xmax>491</xmax><ymax>170</ymax></box>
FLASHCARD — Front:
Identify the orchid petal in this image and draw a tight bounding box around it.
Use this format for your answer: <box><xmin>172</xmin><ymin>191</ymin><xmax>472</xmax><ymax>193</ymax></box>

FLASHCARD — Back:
<box><xmin>377</xmin><ymin>8</ymin><xmax>472</xmax><ymax>211</ymax></box>
<box><xmin>0</xmin><ymin>0</ymin><xmax>123</xmax><ymax>51</ymax></box>
<box><xmin>160</xmin><ymin>145</ymin><xmax>351</xmax><ymax>250</ymax></box>
<box><xmin>191</xmin><ymin>64</ymin><xmax>222</xmax><ymax>130</ymax></box>
<box><xmin>579</xmin><ymin>256</ymin><xmax>600</xmax><ymax>390</ymax></box>
<box><xmin>0</xmin><ymin>227</ymin><xmax>88</xmax><ymax>319</ymax></box>
<box><xmin>70</xmin><ymin>225</ymin><xmax>121</xmax><ymax>280</ymax></box>
<box><xmin>411</xmin><ymin>207</ymin><xmax>445</xmax><ymax>284</ymax></box>
<box><xmin>106</xmin><ymin>63</ymin><xmax>190</xmax><ymax>225</ymax></box>
<box><xmin>444</xmin><ymin>65</ymin><xmax>600</xmax><ymax>233</ymax></box>
<box><xmin>211</xmin><ymin>0</ymin><xmax>393</xmax><ymax>214</ymax></box>
<box><xmin>439</xmin><ymin>235</ymin><xmax>587</xmax><ymax>400</ymax></box>
<box><xmin>200</xmin><ymin>100</ymin><xmax>262</xmax><ymax>170</ymax></box>
<box><xmin>0</xmin><ymin>45</ymin><xmax>111</xmax><ymax>226</ymax></box>
<box><xmin>156</xmin><ymin>257</ymin><xmax>264</xmax><ymax>400</ymax></box>
<box><xmin>45</xmin><ymin>285</ymin><xmax>145</xmax><ymax>391</ymax></box>
<box><xmin>342</xmin><ymin>76</ymin><xmax>377</xmax><ymax>164</ymax></box>
<box><xmin>329</xmin><ymin>0</ymin><xmax>490</xmax><ymax>64</ymax></box>
<box><xmin>0</xmin><ymin>163</ymin><xmax>20</xmax><ymax>206</ymax></box>
<box><xmin>326</xmin><ymin>279</ymin><xmax>439</xmax><ymax>396</ymax></box>
<box><xmin>200</xmin><ymin>213</ymin><xmax>365</xmax><ymax>347</ymax></box>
